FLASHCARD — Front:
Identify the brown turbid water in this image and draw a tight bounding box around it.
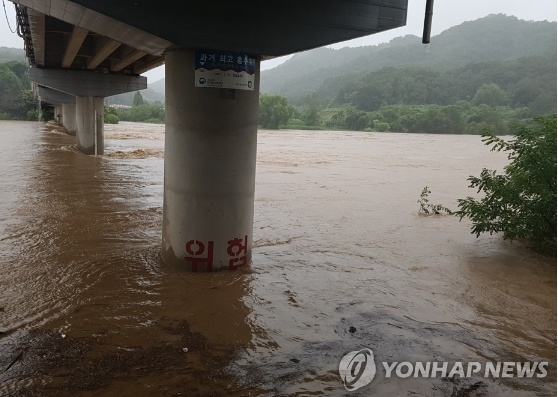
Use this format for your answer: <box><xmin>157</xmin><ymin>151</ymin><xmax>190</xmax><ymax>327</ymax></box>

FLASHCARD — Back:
<box><xmin>0</xmin><ymin>120</ymin><xmax>555</xmax><ymax>396</ymax></box>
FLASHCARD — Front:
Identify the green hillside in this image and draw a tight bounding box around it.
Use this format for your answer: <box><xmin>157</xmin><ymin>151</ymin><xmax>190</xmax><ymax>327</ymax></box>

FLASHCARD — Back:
<box><xmin>261</xmin><ymin>14</ymin><xmax>557</xmax><ymax>100</ymax></box>
<box><xmin>0</xmin><ymin>47</ymin><xmax>25</xmax><ymax>64</ymax></box>
<box><xmin>105</xmin><ymin>83</ymin><xmax>164</xmax><ymax>106</ymax></box>
<box><xmin>0</xmin><ymin>60</ymin><xmax>36</xmax><ymax>120</ymax></box>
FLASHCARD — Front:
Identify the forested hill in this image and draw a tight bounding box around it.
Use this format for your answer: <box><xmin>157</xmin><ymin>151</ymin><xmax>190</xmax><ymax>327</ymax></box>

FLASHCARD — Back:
<box><xmin>260</xmin><ymin>14</ymin><xmax>557</xmax><ymax>100</ymax></box>
<box><xmin>0</xmin><ymin>47</ymin><xmax>25</xmax><ymax>63</ymax></box>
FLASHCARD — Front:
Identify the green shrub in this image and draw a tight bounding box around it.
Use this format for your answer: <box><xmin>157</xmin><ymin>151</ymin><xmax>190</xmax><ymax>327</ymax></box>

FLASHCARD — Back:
<box><xmin>456</xmin><ymin>115</ymin><xmax>557</xmax><ymax>254</ymax></box>
<box><xmin>27</xmin><ymin>109</ymin><xmax>38</xmax><ymax>121</ymax></box>
<box><xmin>116</xmin><ymin>104</ymin><xmax>164</xmax><ymax>123</ymax></box>
<box><xmin>259</xmin><ymin>94</ymin><xmax>294</xmax><ymax>129</ymax></box>
<box><xmin>104</xmin><ymin>113</ymin><xmax>119</xmax><ymax>124</ymax></box>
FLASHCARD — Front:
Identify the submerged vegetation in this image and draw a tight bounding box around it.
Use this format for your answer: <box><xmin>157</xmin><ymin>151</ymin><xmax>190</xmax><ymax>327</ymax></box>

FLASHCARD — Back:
<box><xmin>456</xmin><ymin>115</ymin><xmax>557</xmax><ymax>254</ymax></box>
<box><xmin>419</xmin><ymin>115</ymin><xmax>557</xmax><ymax>254</ymax></box>
<box><xmin>417</xmin><ymin>187</ymin><xmax>453</xmax><ymax>215</ymax></box>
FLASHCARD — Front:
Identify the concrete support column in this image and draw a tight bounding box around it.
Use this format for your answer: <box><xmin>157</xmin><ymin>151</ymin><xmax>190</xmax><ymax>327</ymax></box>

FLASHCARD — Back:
<box><xmin>162</xmin><ymin>49</ymin><xmax>260</xmax><ymax>271</ymax></box>
<box><xmin>75</xmin><ymin>96</ymin><xmax>104</xmax><ymax>155</ymax></box>
<box><xmin>55</xmin><ymin>106</ymin><xmax>62</xmax><ymax>123</ymax></box>
<box><xmin>62</xmin><ymin>103</ymin><xmax>77</xmax><ymax>136</ymax></box>
<box><xmin>31</xmin><ymin>69</ymin><xmax>145</xmax><ymax>155</ymax></box>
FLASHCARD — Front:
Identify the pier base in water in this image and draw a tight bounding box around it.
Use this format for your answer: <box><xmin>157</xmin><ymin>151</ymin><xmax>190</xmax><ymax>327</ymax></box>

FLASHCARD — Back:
<box><xmin>76</xmin><ymin>96</ymin><xmax>104</xmax><ymax>155</ymax></box>
<box><xmin>62</xmin><ymin>103</ymin><xmax>77</xmax><ymax>136</ymax></box>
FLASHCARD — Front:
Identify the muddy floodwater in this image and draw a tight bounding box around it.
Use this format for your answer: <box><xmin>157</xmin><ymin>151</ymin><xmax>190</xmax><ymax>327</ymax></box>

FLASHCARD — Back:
<box><xmin>0</xmin><ymin>120</ymin><xmax>555</xmax><ymax>397</ymax></box>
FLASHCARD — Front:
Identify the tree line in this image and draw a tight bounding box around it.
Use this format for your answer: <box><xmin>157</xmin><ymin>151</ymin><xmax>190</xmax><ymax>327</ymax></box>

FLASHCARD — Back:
<box><xmin>0</xmin><ymin>55</ymin><xmax>553</xmax><ymax>136</ymax></box>
<box><xmin>332</xmin><ymin>53</ymin><xmax>556</xmax><ymax>114</ymax></box>
<box><xmin>0</xmin><ymin>61</ymin><xmax>41</xmax><ymax>120</ymax></box>
<box><xmin>106</xmin><ymin>91</ymin><xmax>165</xmax><ymax>124</ymax></box>
<box><xmin>0</xmin><ymin>57</ymin><xmax>165</xmax><ymax>124</ymax></box>
<box><xmin>259</xmin><ymin>52</ymin><xmax>556</xmax><ymax>134</ymax></box>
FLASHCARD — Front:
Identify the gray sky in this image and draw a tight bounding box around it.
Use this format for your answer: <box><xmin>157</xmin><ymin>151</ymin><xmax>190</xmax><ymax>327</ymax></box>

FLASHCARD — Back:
<box><xmin>1</xmin><ymin>0</ymin><xmax>556</xmax><ymax>82</ymax></box>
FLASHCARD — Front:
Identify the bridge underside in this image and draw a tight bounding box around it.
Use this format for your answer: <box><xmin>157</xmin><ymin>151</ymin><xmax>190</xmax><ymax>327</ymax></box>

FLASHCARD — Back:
<box><xmin>14</xmin><ymin>0</ymin><xmax>170</xmax><ymax>74</ymax></box>
<box><xmin>13</xmin><ymin>0</ymin><xmax>407</xmax><ymax>74</ymax></box>
<box><xmin>67</xmin><ymin>0</ymin><xmax>408</xmax><ymax>58</ymax></box>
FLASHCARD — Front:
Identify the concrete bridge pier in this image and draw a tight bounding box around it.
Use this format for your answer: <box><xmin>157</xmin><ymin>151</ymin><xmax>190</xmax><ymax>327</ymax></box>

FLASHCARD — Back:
<box><xmin>76</xmin><ymin>96</ymin><xmax>104</xmax><ymax>155</ymax></box>
<box><xmin>36</xmin><ymin>86</ymin><xmax>76</xmax><ymax>134</ymax></box>
<box><xmin>29</xmin><ymin>69</ymin><xmax>146</xmax><ymax>155</ymax></box>
<box><xmin>162</xmin><ymin>49</ymin><xmax>259</xmax><ymax>271</ymax></box>
<box><xmin>62</xmin><ymin>103</ymin><xmax>77</xmax><ymax>136</ymax></box>
<box><xmin>54</xmin><ymin>106</ymin><xmax>62</xmax><ymax>123</ymax></box>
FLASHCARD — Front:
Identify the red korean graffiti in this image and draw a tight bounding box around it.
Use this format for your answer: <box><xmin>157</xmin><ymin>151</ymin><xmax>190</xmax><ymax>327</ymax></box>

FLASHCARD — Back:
<box><xmin>227</xmin><ymin>235</ymin><xmax>248</xmax><ymax>270</ymax></box>
<box><xmin>184</xmin><ymin>240</ymin><xmax>214</xmax><ymax>272</ymax></box>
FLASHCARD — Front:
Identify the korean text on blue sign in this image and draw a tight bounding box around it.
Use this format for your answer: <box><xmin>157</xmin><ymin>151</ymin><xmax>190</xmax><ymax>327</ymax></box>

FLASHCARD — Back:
<box><xmin>194</xmin><ymin>51</ymin><xmax>256</xmax><ymax>91</ymax></box>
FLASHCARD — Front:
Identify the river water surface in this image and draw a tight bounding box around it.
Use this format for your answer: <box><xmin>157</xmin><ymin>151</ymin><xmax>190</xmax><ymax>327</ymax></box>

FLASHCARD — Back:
<box><xmin>0</xmin><ymin>121</ymin><xmax>555</xmax><ymax>396</ymax></box>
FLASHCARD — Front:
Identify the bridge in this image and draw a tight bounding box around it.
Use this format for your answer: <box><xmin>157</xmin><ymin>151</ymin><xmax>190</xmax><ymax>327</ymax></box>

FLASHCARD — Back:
<box><xmin>8</xmin><ymin>0</ymin><xmax>409</xmax><ymax>271</ymax></box>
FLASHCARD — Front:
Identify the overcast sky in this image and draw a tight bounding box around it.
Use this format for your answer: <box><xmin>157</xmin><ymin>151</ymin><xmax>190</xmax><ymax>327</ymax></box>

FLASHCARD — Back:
<box><xmin>1</xmin><ymin>0</ymin><xmax>556</xmax><ymax>82</ymax></box>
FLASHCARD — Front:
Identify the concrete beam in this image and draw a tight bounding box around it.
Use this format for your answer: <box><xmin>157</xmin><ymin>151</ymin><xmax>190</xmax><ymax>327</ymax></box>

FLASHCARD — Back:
<box><xmin>37</xmin><ymin>85</ymin><xmax>76</xmax><ymax>105</ymax></box>
<box><xmin>14</xmin><ymin>0</ymin><xmax>171</xmax><ymax>56</ymax></box>
<box><xmin>133</xmin><ymin>57</ymin><xmax>164</xmax><ymax>75</ymax></box>
<box><xmin>62</xmin><ymin>26</ymin><xmax>89</xmax><ymax>68</ymax></box>
<box><xmin>64</xmin><ymin>0</ymin><xmax>408</xmax><ymax>58</ymax></box>
<box><xmin>29</xmin><ymin>68</ymin><xmax>147</xmax><ymax>97</ymax></box>
<box><xmin>111</xmin><ymin>49</ymin><xmax>146</xmax><ymax>72</ymax></box>
<box><xmin>87</xmin><ymin>37</ymin><xmax>121</xmax><ymax>70</ymax></box>
<box><xmin>26</xmin><ymin>9</ymin><xmax>45</xmax><ymax>66</ymax></box>
<box><xmin>39</xmin><ymin>98</ymin><xmax>62</xmax><ymax>107</ymax></box>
